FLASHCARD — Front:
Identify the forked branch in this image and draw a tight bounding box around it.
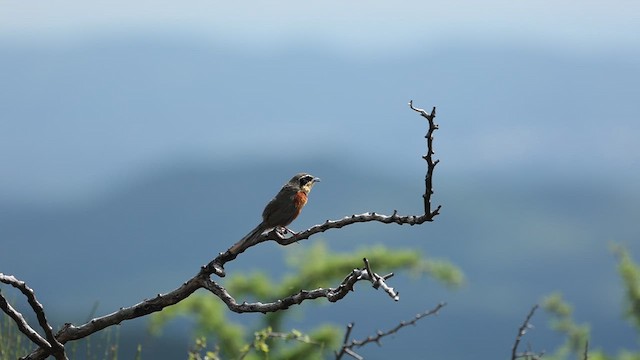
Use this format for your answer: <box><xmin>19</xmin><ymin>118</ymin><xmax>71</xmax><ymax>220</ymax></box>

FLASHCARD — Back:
<box><xmin>0</xmin><ymin>274</ymin><xmax>67</xmax><ymax>360</ymax></box>
<box><xmin>511</xmin><ymin>305</ymin><xmax>544</xmax><ymax>360</ymax></box>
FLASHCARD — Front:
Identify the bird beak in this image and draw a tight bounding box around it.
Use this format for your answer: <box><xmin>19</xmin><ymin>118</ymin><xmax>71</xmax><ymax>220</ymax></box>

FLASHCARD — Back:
<box><xmin>313</xmin><ymin>177</ymin><xmax>321</xmax><ymax>183</ymax></box>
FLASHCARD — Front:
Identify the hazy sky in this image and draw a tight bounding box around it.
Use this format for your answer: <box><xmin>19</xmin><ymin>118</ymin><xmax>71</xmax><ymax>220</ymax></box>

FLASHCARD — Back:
<box><xmin>1</xmin><ymin>2</ymin><xmax>639</xmax><ymax>203</ymax></box>
<box><xmin>3</xmin><ymin>1</ymin><xmax>638</xmax><ymax>55</ymax></box>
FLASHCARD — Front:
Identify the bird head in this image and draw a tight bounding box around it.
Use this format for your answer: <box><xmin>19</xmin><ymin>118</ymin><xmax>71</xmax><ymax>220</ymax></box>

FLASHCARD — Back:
<box><xmin>290</xmin><ymin>173</ymin><xmax>321</xmax><ymax>194</ymax></box>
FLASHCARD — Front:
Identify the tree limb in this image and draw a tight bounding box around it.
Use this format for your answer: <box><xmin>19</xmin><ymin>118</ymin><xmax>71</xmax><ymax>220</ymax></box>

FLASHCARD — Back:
<box><xmin>212</xmin><ymin>101</ymin><xmax>441</xmax><ymax>274</ymax></box>
<box><xmin>4</xmin><ymin>102</ymin><xmax>441</xmax><ymax>359</ymax></box>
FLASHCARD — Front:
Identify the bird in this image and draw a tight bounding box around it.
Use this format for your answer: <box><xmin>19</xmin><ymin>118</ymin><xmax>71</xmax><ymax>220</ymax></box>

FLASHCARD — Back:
<box><xmin>229</xmin><ymin>173</ymin><xmax>320</xmax><ymax>254</ymax></box>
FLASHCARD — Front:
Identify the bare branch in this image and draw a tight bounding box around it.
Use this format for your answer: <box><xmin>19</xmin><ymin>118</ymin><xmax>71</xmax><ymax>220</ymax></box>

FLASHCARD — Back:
<box><xmin>362</xmin><ymin>258</ymin><xmax>399</xmax><ymax>301</ymax></box>
<box><xmin>0</xmin><ymin>290</ymin><xmax>50</xmax><ymax>350</ymax></box>
<box><xmin>335</xmin><ymin>302</ymin><xmax>446</xmax><ymax>359</ymax></box>
<box><xmin>211</xmin><ymin>102</ymin><xmax>441</xmax><ymax>273</ymax></box>
<box><xmin>202</xmin><ymin>258</ymin><xmax>399</xmax><ymax>313</ymax></box>
<box><xmin>11</xmin><ymin>101</ymin><xmax>441</xmax><ymax>359</ymax></box>
<box><xmin>512</xmin><ymin>305</ymin><xmax>544</xmax><ymax>360</ymax></box>
<box><xmin>23</xmin><ymin>256</ymin><xmax>401</xmax><ymax>359</ymax></box>
<box><xmin>409</xmin><ymin>100</ymin><xmax>439</xmax><ymax>215</ymax></box>
<box><xmin>343</xmin><ymin>348</ymin><xmax>364</xmax><ymax>360</ymax></box>
<box><xmin>0</xmin><ymin>273</ymin><xmax>67</xmax><ymax>360</ymax></box>
<box><xmin>339</xmin><ymin>323</ymin><xmax>355</xmax><ymax>352</ymax></box>
<box><xmin>211</xmin><ymin>209</ymin><xmax>441</xmax><ymax>275</ymax></box>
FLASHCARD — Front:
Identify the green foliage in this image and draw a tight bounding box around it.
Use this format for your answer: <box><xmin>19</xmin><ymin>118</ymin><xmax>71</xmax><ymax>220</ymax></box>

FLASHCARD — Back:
<box><xmin>149</xmin><ymin>241</ymin><xmax>462</xmax><ymax>359</ymax></box>
<box><xmin>612</xmin><ymin>244</ymin><xmax>640</xmax><ymax>331</ymax></box>
<box><xmin>148</xmin><ymin>294</ymin><xmax>245</xmax><ymax>358</ymax></box>
<box><xmin>541</xmin><ymin>244</ymin><xmax>640</xmax><ymax>360</ymax></box>
<box><xmin>183</xmin><ymin>324</ymin><xmax>340</xmax><ymax>360</ymax></box>
<box><xmin>188</xmin><ymin>337</ymin><xmax>221</xmax><ymax>360</ymax></box>
<box><xmin>276</xmin><ymin>325</ymin><xmax>341</xmax><ymax>360</ymax></box>
<box><xmin>541</xmin><ymin>293</ymin><xmax>591</xmax><ymax>359</ymax></box>
<box><xmin>284</xmin><ymin>242</ymin><xmax>465</xmax><ymax>289</ymax></box>
<box><xmin>237</xmin><ymin>326</ymin><xmax>337</xmax><ymax>360</ymax></box>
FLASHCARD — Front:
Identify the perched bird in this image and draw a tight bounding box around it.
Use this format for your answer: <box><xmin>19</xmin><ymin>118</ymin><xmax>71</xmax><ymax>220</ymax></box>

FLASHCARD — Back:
<box><xmin>229</xmin><ymin>173</ymin><xmax>320</xmax><ymax>254</ymax></box>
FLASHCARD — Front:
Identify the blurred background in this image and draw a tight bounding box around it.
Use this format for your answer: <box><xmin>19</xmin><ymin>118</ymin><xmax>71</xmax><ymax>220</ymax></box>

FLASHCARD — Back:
<box><xmin>1</xmin><ymin>1</ymin><xmax>639</xmax><ymax>359</ymax></box>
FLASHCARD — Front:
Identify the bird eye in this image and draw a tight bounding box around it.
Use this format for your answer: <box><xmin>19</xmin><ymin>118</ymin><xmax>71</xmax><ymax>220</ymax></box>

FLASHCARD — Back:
<box><xmin>299</xmin><ymin>175</ymin><xmax>312</xmax><ymax>186</ymax></box>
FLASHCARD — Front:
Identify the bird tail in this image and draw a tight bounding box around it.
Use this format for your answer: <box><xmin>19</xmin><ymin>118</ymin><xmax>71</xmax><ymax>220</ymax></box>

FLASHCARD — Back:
<box><xmin>229</xmin><ymin>223</ymin><xmax>269</xmax><ymax>254</ymax></box>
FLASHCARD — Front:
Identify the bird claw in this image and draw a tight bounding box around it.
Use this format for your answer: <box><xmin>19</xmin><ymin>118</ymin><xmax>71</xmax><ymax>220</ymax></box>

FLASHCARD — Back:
<box><xmin>276</xmin><ymin>226</ymin><xmax>298</xmax><ymax>237</ymax></box>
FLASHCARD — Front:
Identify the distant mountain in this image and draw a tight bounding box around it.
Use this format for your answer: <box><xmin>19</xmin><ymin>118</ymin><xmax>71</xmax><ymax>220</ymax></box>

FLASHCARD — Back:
<box><xmin>2</xmin><ymin>159</ymin><xmax>638</xmax><ymax>358</ymax></box>
<box><xmin>1</xmin><ymin>36</ymin><xmax>638</xmax><ymax>204</ymax></box>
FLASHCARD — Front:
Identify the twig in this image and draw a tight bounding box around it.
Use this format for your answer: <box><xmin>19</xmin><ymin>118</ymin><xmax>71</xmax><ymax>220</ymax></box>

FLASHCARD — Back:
<box><xmin>409</xmin><ymin>100</ymin><xmax>439</xmax><ymax>215</ymax></box>
<box><xmin>511</xmin><ymin>305</ymin><xmax>544</xmax><ymax>360</ymax></box>
<box><xmin>584</xmin><ymin>341</ymin><xmax>589</xmax><ymax>360</ymax></box>
<box><xmin>340</xmin><ymin>323</ymin><xmax>355</xmax><ymax>351</ymax></box>
<box><xmin>343</xmin><ymin>348</ymin><xmax>364</xmax><ymax>360</ymax></box>
<box><xmin>336</xmin><ymin>323</ymin><xmax>361</xmax><ymax>360</ymax></box>
<box><xmin>335</xmin><ymin>302</ymin><xmax>446</xmax><ymax>359</ymax></box>
<box><xmin>362</xmin><ymin>258</ymin><xmax>398</xmax><ymax>301</ymax></box>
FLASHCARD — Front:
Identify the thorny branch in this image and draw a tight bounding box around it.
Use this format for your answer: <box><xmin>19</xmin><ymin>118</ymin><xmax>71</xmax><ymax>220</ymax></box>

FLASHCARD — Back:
<box><xmin>2</xmin><ymin>102</ymin><xmax>441</xmax><ymax>360</ymax></box>
<box><xmin>335</xmin><ymin>302</ymin><xmax>446</xmax><ymax>360</ymax></box>
<box><xmin>214</xmin><ymin>100</ymin><xmax>441</xmax><ymax>273</ymax></box>
<box><xmin>409</xmin><ymin>100</ymin><xmax>439</xmax><ymax>215</ymax></box>
<box><xmin>214</xmin><ymin>210</ymin><xmax>439</xmax><ymax>273</ymax></box>
<box><xmin>511</xmin><ymin>305</ymin><xmax>544</xmax><ymax>360</ymax></box>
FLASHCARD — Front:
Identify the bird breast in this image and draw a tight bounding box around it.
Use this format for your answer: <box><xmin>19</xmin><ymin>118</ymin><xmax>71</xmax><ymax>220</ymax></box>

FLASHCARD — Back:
<box><xmin>293</xmin><ymin>191</ymin><xmax>308</xmax><ymax>210</ymax></box>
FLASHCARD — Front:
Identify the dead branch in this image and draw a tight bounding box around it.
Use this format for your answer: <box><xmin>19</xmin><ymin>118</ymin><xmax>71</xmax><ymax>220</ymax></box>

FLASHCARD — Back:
<box><xmin>335</xmin><ymin>302</ymin><xmax>446</xmax><ymax>359</ymax></box>
<box><xmin>409</xmin><ymin>100</ymin><xmax>439</xmax><ymax>215</ymax></box>
<box><xmin>2</xmin><ymin>102</ymin><xmax>441</xmax><ymax>360</ymax></box>
<box><xmin>511</xmin><ymin>305</ymin><xmax>544</xmax><ymax>360</ymax></box>
<box><xmin>211</xmin><ymin>210</ymin><xmax>440</xmax><ymax>271</ymax></box>
<box><xmin>212</xmin><ymin>100</ymin><xmax>441</xmax><ymax>274</ymax></box>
